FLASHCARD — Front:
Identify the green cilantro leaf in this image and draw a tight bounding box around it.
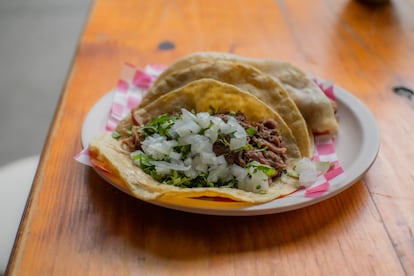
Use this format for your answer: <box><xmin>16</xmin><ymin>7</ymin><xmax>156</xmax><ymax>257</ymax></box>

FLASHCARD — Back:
<box><xmin>247</xmin><ymin>161</ymin><xmax>276</xmax><ymax>177</ymax></box>
<box><xmin>112</xmin><ymin>131</ymin><xmax>122</xmax><ymax>139</ymax></box>
<box><xmin>246</xmin><ymin>127</ymin><xmax>257</xmax><ymax>135</ymax></box>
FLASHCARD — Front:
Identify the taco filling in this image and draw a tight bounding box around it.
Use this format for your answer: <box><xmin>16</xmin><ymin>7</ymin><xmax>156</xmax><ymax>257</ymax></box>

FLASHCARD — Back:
<box><xmin>89</xmin><ymin>78</ymin><xmax>308</xmax><ymax>204</ymax></box>
<box><xmin>116</xmin><ymin>108</ymin><xmax>288</xmax><ymax>194</ymax></box>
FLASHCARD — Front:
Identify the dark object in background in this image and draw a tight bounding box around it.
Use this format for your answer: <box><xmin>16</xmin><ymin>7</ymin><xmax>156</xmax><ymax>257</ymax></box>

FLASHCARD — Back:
<box><xmin>356</xmin><ymin>0</ymin><xmax>390</xmax><ymax>4</ymax></box>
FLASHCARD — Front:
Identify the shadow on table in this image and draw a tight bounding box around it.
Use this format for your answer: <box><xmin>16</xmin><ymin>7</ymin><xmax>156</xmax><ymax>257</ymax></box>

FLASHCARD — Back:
<box><xmin>85</xmin><ymin>168</ymin><xmax>370</xmax><ymax>261</ymax></box>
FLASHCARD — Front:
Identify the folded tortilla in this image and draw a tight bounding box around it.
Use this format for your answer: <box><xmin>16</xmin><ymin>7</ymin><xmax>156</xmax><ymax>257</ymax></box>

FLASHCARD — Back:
<box><xmin>91</xmin><ymin>79</ymin><xmax>302</xmax><ymax>205</ymax></box>
<box><xmin>149</xmin><ymin>52</ymin><xmax>338</xmax><ymax>135</ymax></box>
<box><xmin>140</xmin><ymin>60</ymin><xmax>314</xmax><ymax>157</ymax></box>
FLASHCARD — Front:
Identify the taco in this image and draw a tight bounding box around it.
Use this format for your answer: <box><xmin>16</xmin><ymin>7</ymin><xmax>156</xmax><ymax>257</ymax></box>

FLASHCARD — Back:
<box><xmin>139</xmin><ymin>60</ymin><xmax>314</xmax><ymax>157</ymax></box>
<box><xmin>89</xmin><ymin>79</ymin><xmax>305</xmax><ymax>205</ymax></box>
<box><xmin>149</xmin><ymin>52</ymin><xmax>338</xmax><ymax>135</ymax></box>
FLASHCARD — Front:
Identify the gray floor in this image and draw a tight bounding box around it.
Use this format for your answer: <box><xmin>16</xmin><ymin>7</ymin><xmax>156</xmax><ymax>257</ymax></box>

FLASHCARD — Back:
<box><xmin>0</xmin><ymin>0</ymin><xmax>91</xmax><ymax>167</ymax></box>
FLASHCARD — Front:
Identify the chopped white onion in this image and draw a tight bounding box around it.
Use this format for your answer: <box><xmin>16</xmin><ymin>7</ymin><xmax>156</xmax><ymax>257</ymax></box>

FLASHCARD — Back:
<box><xmin>196</xmin><ymin>112</ymin><xmax>212</xmax><ymax>129</ymax></box>
<box><xmin>173</xmin><ymin>118</ymin><xmax>200</xmax><ymax>137</ymax></box>
<box><xmin>207</xmin><ymin>166</ymin><xmax>229</xmax><ymax>182</ymax></box>
<box><xmin>315</xmin><ymin>161</ymin><xmax>331</xmax><ymax>175</ymax></box>
<box><xmin>299</xmin><ymin>170</ymin><xmax>318</xmax><ymax>188</ymax></box>
<box><xmin>178</xmin><ymin>134</ymin><xmax>213</xmax><ymax>154</ymax></box>
<box><xmin>294</xmin><ymin>158</ymin><xmax>330</xmax><ymax>188</ymax></box>
<box><xmin>231</xmin><ymin>164</ymin><xmax>248</xmax><ymax>181</ymax></box>
<box><xmin>138</xmin><ymin>108</ymin><xmax>271</xmax><ymax>193</ymax></box>
<box><xmin>248</xmin><ymin>170</ymin><xmax>269</xmax><ymax>193</ymax></box>
<box><xmin>141</xmin><ymin>134</ymin><xmax>177</xmax><ymax>160</ymax></box>
<box><xmin>295</xmin><ymin>158</ymin><xmax>314</xmax><ymax>172</ymax></box>
<box><xmin>192</xmin><ymin>155</ymin><xmax>208</xmax><ymax>173</ymax></box>
<box><xmin>169</xmin><ymin>151</ymin><xmax>182</xmax><ymax>161</ymax></box>
<box><xmin>181</xmin><ymin>108</ymin><xmax>197</xmax><ymax>121</ymax></box>
<box><xmin>204</xmin><ymin>126</ymin><xmax>219</xmax><ymax>142</ymax></box>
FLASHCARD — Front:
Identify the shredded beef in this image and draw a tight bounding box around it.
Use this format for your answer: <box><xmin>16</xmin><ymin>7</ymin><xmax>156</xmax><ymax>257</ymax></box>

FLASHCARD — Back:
<box><xmin>213</xmin><ymin>112</ymin><xmax>288</xmax><ymax>178</ymax></box>
<box><xmin>121</xmin><ymin>110</ymin><xmax>288</xmax><ymax>178</ymax></box>
<box><xmin>121</xmin><ymin>127</ymin><xmax>144</xmax><ymax>152</ymax></box>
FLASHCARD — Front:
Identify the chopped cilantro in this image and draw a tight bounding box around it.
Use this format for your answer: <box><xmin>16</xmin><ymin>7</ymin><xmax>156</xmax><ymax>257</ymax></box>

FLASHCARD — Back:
<box><xmin>246</xmin><ymin>127</ymin><xmax>257</xmax><ymax>135</ymax></box>
<box><xmin>140</xmin><ymin>113</ymin><xmax>176</xmax><ymax>138</ymax></box>
<box><xmin>217</xmin><ymin>133</ymin><xmax>231</xmax><ymax>147</ymax></box>
<box><xmin>132</xmin><ymin>152</ymin><xmax>153</xmax><ymax>168</ymax></box>
<box><xmin>247</xmin><ymin>161</ymin><xmax>276</xmax><ymax>177</ymax></box>
<box><xmin>172</xmin><ymin>144</ymin><xmax>191</xmax><ymax>159</ymax></box>
<box><xmin>112</xmin><ymin>131</ymin><xmax>122</xmax><ymax>139</ymax></box>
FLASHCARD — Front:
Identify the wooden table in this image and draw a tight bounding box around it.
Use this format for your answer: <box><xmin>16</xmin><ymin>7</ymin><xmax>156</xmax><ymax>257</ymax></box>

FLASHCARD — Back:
<box><xmin>6</xmin><ymin>0</ymin><xmax>414</xmax><ymax>275</ymax></box>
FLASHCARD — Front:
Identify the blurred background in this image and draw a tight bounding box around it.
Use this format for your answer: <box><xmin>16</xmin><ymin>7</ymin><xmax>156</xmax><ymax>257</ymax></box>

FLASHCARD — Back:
<box><xmin>0</xmin><ymin>1</ymin><xmax>92</xmax><ymax>272</ymax></box>
<box><xmin>0</xmin><ymin>0</ymin><xmax>91</xmax><ymax>167</ymax></box>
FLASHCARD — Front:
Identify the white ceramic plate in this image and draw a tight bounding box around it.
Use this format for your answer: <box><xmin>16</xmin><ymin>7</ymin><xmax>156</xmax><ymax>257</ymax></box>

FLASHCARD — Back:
<box><xmin>81</xmin><ymin>86</ymin><xmax>380</xmax><ymax>216</ymax></box>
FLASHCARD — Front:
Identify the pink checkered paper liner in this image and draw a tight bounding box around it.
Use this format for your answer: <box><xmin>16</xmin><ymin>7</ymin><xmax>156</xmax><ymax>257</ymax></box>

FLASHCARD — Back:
<box><xmin>74</xmin><ymin>63</ymin><xmax>165</xmax><ymax>166</ymax></box>
<box><xmin>105</xmin><ymin>63</ymin><xmax>166</xmax><ymax>132</ymax></box>
<box><xmin>75</xmin><ymin>64</ymin><xmax>345</xmax><ymax>199</ymax></box>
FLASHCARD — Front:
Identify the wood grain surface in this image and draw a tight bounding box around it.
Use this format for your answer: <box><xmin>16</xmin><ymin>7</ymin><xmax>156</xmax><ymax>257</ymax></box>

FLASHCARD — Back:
<box><xmin>6</xmin><ymin>0</ymin><xmax>414</xmax><ymax>275</ymax></box>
